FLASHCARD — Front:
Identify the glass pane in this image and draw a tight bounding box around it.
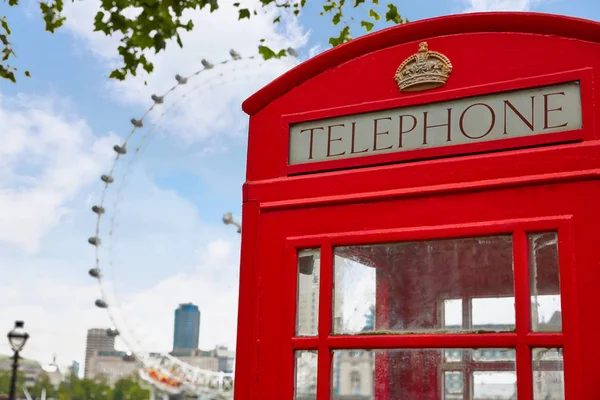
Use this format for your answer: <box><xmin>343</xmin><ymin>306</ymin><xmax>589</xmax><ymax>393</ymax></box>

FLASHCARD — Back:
<box><xmin>295</xmin><ymin>351</ymin><xmax>318</xmax><ymax>400</ymax></box>
<box><xmin>444</xmin><ymin>349</ymin><xmax>463</xmax><ymax>363</ymax></box>
<box><xmin>444</xmin><ymin>371</ymin><xmax>464</xmax><ymax>399</ymax></box>
<box><xmin>529</xmin><ymin>232</ymin><xmax>562</xmax><ymax>332</ymax></box>
<box><xmin>296</xmin><ymin>249</ymin><xmax>320</xmax><ymax>336</ymax></box>
<box><xmin>533</xmin><ymin>348</ymin><xmax>565</xmax><ymax>400</ymax></box>
<box><xmin>331</xmin><ymin>348</ymin><xmax>516</xmax><ymax>400</ymax></box>
<box><xmin>444</xmin><ymin>299</ymin><xmax>463</xmax><ymax>328</ymax></box>
<box><xmin>472</xmin><ymin>348</ymin><xmax>516</xmax><ymax>362</ymax></box>
<box><xmin>472</xmin><ymin>297</ymin><xmax>516</xmax><ymax>330</ymax></box>
<box><xmin>334</xmin><ymin>235</ymin><xmax>514</xmax><ymax>334</ymax></box>
<box><xmin>473</xmin><ymin>371</ymin><xmax>517</xmax><ymax>399</ymax></box>
<box><xmin>332</xmin><ymin>253</ymin><xmax>376</xmax><ymax>334</ymax></box>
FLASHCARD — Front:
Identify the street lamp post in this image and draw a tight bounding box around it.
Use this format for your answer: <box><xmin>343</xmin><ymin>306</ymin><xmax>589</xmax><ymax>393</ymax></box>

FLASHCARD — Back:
<box><xmin>7</xmin><ymin>321</ymin><xmax>29</xmax><ymax>400</ymax></box>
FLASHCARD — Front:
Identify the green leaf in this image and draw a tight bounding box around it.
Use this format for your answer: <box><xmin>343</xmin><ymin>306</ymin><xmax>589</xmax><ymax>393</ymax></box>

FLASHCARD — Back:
<box><xmin>238</xmin><ymin>8</ymin><xmax>251</xmax><ymax>19</ymax></box>
<box><xmin>332</xmin><ymin>12</ymin><xmax>342</xmax><ymax>25</ymax></box>
<box><xmin>329</xmin><ymin>25</ymin><xmax>351</xmax><ymax>47</ymax></box>
<box><xmin>360</xmin><ymin>20</ymin><xmax>374</xmax><ymax>32</ymax></box>
<box><xmin>258</xmin><ymin>45</ymin><xmax>286</xmax><ymax>60</ymax></box>
<box><xmin>0</xmin><ymin>65</ymin><xmax>16</xmax><ymax>83</ymax></box>
<box><xmin>369</xmin><ymin>8</ymin><xmax>380</xmax><ymax>21</ymax></box>
<box><xmin>0</xmin><ymin>0</ymin><xmax>407</xmax><ymax>83</ymax></box>
<box><xmin>385</xmin><ymin>3</ymin><xmax>402</xmax><ymax>24</ymax></box>
<box><xmin>258</xmin><ymin>44</ymin><xmax>277</xmax><ymax>60</ymax></box>
<box><xmin>24</xmin><ymin>70</ymin><xmax>30</xmax><ymax>77</ymax></box>
<box><xmin>1</xmin><ymin>19</ymin><xmax>11</xmax><ymax>35</ymax></box>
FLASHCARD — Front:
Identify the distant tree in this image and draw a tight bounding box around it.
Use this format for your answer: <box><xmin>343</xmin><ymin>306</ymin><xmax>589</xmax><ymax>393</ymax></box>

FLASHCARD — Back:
<box><xmin>112</xmin><ymin>375</ymin><xmax>148</xmax><ymax>400</ymax></box>
<box><xmin>55</xmin><ymin>372</ymin><xmax>112</xmax><ymax>400</ymax></box>
<box><xmin>28</xmin><ymin>373</ymin><xmax>57</xmax><ymax>399</ymax></box>
<box><xmin>1</xmin><ymin>0</ymin><xmax>407</xmax><ymax>83</ymax></box>
<box><xmin>0</xmin><ymin>370</ymin><xmax>25</xmax><ymax>396</ymax></box>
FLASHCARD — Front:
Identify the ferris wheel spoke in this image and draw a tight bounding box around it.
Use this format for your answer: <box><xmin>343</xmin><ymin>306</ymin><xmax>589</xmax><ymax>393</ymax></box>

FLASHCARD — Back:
<box><xmin>86</xmin><ymin>48</ymin><xmax>296</xmax><ymax>397</ymax></box>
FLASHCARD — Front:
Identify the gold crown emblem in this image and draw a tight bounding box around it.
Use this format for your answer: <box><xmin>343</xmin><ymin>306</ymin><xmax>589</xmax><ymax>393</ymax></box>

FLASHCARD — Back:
<box><xmin>394</xmin><ymin>42</ymin><xmax>452</xmax><ymax>92</ymax></box>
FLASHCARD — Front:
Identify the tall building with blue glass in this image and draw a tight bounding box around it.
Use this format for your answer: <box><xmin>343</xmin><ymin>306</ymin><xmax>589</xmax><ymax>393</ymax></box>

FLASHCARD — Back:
<box><xmin>173</xmin><ymin>303</ymin><xmax>200</xmax><ymax>350</ymax></box>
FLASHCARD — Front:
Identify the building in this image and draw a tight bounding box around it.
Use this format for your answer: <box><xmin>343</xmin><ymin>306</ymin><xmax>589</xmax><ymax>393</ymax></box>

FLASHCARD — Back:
<box><xmin>41</xmin><ymin>356</ymin><xmax>63</xmax><ymax>387</ymax></box>
<box><xmin>214</xmin><ymin>346</ymin><xmax>235</xmax><ymax>373</ymax></box>
<box><xmin>0</xmin><ymin>355</ymin><xmax>44</xmax><ymax>387</ymax></box>
<box><xmin>84</xmin><ymin>328</ymin><xmax>116</xmax><ymax>378</ymax></box>
<box><xmin>170</xmin><ymin>346</ymin><xmax>235</xmax><ymax>373</ymax></box>
<box><xmin>86</xmin><ymin>351</ymin><xmax>141</xmax><ymax>385</ymax></box>
<box><xmin>170</xmin><ymin>349</ymin><xmax>218</xmax><ymax>372</ymax></box>
<box><xmin>173</xmin><ymin>303</ymin><xmax>200</xmax><ymax>351</ymax></box>
<box><xmin>68</xmin><ymin>360</ymin><xmax>79</xmax><ymax>378</ymax></box>
<box><xmin>332</xmin><ymin>309</ymin><xmax>375</xmax><ymax>400</ymax></box>
<box><xmin>296</xmin><ymin>252</ymin><xmax>346</xmax><ymax>336</ymax></box>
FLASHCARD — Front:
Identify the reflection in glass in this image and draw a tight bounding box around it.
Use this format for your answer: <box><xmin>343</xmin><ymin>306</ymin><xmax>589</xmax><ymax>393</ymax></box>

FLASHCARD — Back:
<box><xmin>331</xmin><ymin>348</ymin><xmax>516</xmax><ymax>400</ymax></box>
<box><xmin>472</xmin><ymin>297</ymin><xmax>515</xmax><ymax>330</ymax></box>
<box><xmin>529</xmin><ymin>232</ymin><xmax>562</xmax><ymax>332</ymax></box>
<box><xmin>443</xmin><ymin>300</ymin><xmax>463</xmax><ymax>363</ymax></box>
<box><xmin>472</xmin><ymin>348</ymin><xmax>516</xmax><ymax>362</ymax></box>
<box><xmin>444</xmin><ymin>299</ymin><xmax>463</xmax><ymax>327</ymax></box>
<box><xmin>473</xmin><ymin>371</ymin><xmax>516</xmax><ymax>400</ymax></box>
<box><xmin>445</xmin><ymin>349</ymin><xmax>463</xmax><ymax>363</ymax></box>
<box><xmin>444</xmin><ymin>372</ymin><xmax>463</xmax><ymax>399</ymax></box>
<box><xmin>296</xmin><ymin>249</ymin><xmax>320</xmax><ymax>336</ymax></box>
<box><xmin>295</xmin><ymin>351</ymin><xmax>317</xmax><ymax>400</ymax></box>
<box><xmin>334</xmin><ymin>236</ymin><xmax>514</xmax><ymax>335</ymax></box>
<box><xmin>533</xmin><ymin>348</ymin><xmax>565</xmax><ymax>400</ymax></box>
<box><xmin>333</xmin><ymin>254</ymin><xmax>376</xmax><ymax>334</ymax></box>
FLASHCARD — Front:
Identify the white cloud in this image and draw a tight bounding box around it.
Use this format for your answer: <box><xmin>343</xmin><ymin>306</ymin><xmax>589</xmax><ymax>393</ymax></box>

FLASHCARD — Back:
<box><xmin>0</xmin><ymin>0</ymin><xmax>310</xmax><ymax>377</ymax></box>
<box><xmin>0</xmin><ymin>86</ymin><xmax>240</xmax><ymax>374</ymax></box>
<box><xmin>0</xmin><ymin>91</ymin><xmax>116</xmax><ymax>369</ymax></box>
<box><xmin>104</xmin><ymin>238</ymin><xmax>241</xmax><ymax>355</ymax></box>
<box><xmin>0</xmin><ymin>93</ymin><xmax>116</xmax><ymax>253</ymax></box>
<box><xmin>62</xmin><ymin>0</ymin><xmax>309</xmax><ymax>145</ymax></box>
<box><xmin>0</xmin><ymin>148</ymin><xmax>243</xmax><ymax>374</ymax></box>
<box><xmin>463</xmin><ymin>0</ymin><xmax>544</xmax><ymax>11</ymax></box>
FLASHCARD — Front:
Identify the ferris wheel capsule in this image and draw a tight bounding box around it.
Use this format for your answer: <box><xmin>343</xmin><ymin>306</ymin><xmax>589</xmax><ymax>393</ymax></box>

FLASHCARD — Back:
<box><xmin>92</xmin><ymin>205</ymin><xmax>105</xmax><ymax>214</ymax></box>
<box><xmin>113</xmin><ymin>144</ymin><xmax>127</xmax><ymax>155</ymax></box>
<box><xmin>95</xmin><ymin>299</ymin><xmax>108</xmax><ymax>308</ymax></box>
<box><xmin>151</xmin><ymin>94</ymin><xmax>164</xmax><ymax>104</ymax></box>
<box><xmin>88</xmin><ymin>268</ymin><xmax>101</xmax><ymax>278</ymax></box>
<box><xmin>106</xmin><ymin>327</ymin><xmax>120</xmax><ymax>337</ymax></box>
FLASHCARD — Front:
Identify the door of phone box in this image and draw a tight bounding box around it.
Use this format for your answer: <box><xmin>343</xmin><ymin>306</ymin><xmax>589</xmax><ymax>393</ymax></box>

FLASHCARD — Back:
<box><xmin>233</xmin><ymin>12</ymin><xmax>600</xmax><ymax>400</ymax></box>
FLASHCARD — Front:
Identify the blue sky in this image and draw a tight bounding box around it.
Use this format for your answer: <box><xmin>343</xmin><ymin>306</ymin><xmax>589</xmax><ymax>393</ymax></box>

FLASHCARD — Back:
<box><xmin>0</xmin><ymin>0</ymin><xmax>597</xmax><ymax>374</ymax></box>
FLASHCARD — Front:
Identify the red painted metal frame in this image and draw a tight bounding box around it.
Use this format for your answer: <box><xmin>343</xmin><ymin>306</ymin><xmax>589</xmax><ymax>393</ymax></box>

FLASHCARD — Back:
<box><xmin>237</xmin><ymin>11</ymin><xmax>600</xmax><ymax>400</ymax></box>
<box><xmin>281</xmin><ymin>216</ymin><xmax>579</xmax><ymax>399</ymax></box>
<box><xmin>281</xmin><ymin>68</ymin><xmax>595</xmax><ymax>175</ymax></box>
<box><xmin>243</xmin><ymin>13</ymin><xmax>600</xmax><ymax>117</ymax></box>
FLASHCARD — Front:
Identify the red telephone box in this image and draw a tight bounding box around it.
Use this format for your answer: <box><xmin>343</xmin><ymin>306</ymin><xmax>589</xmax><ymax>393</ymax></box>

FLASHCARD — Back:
<box><xmin>233</xmin><ymin>12</ymin><xmax>600</xmax><ymax>400</ymax></box>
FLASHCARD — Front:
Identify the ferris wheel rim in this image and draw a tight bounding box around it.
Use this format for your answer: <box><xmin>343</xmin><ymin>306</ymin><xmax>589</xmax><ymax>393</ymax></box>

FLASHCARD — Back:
<box><xmin>87</xmin><ymin>51</ymin><xmax>298</xmax><ymax>396</ymax></box>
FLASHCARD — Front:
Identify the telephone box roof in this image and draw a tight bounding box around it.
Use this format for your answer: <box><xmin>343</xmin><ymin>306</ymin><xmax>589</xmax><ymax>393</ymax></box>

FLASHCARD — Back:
<box><xmin>242</xmin><ymin>12</ymin><xmax>600</xmax><ymax>116</ymax></box>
